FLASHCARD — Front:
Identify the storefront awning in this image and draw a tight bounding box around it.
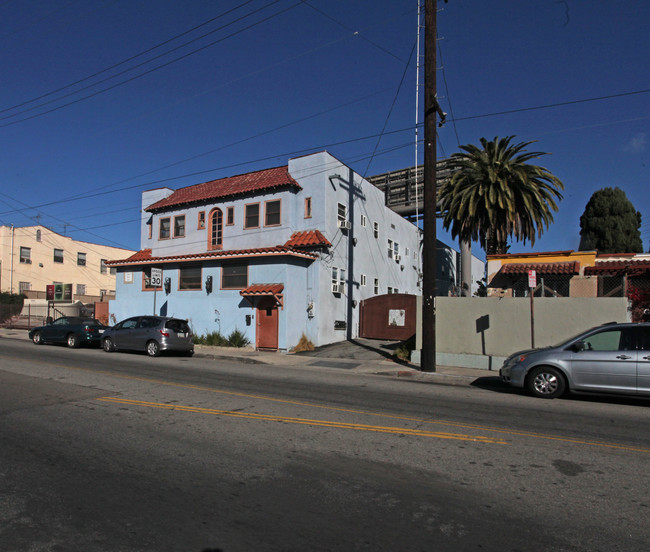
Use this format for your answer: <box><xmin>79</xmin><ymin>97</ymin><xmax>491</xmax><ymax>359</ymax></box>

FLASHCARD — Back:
<box><xmin>499</xmin><ymin>261</ymin><xmax>580</xmax><ymax>276</ymax></box>
<box><xmin>585</xmin><ymin>260</ymin><xmax>650</xmax><ymax>277</ymax></box>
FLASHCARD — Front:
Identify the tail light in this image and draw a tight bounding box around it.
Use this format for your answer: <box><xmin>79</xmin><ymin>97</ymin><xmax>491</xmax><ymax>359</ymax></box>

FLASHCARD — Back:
<box><xmin>159</xmin><ymin>330</ymin><xmax>169</xmax><ymax>337</ymax></box>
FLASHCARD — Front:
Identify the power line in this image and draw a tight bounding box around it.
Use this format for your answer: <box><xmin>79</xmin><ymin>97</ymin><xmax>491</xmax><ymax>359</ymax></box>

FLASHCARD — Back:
<box><xmin>0</xmin><ymin>0</ymin><xmax>258</xmax><ymax>115</ymax></box>
<box><xmin>0</xmin><ymin>0</ymin><xmax>305</xmax><ymax>128</ymax></box>
<box><xmin>451</xmin><ymin>89</ymin><xmax>650</xmax><ymax>123</ymax></box>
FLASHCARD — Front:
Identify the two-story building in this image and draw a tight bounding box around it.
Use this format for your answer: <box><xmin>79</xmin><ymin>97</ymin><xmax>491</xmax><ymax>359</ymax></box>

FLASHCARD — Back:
<box><xmin>107</xmin><ymin>152</ymin><xmax>425</xmax><ymax>350</ymax></box>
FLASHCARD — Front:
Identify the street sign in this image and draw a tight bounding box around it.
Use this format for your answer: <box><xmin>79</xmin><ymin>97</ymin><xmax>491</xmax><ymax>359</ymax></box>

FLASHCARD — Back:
<box><xmin>528</xmin><ymin>269</ymin><xmax>537</xmax><ymax>289</ymax></box>
<box><xmin>151</xmin><ymin>268</ymin><xmax>162</xmax><ymax>287</ymax></box>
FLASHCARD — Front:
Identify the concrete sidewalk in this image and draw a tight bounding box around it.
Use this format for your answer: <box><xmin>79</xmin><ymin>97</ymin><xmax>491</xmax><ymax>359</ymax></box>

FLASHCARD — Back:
<box><xmin>0</xmin><ymin>328</ymin><xmax>498</xmax><ymax>387</ymax></box>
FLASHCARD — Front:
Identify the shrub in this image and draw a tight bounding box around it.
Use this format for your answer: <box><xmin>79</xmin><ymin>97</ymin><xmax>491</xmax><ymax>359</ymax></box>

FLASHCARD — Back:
<box><xmin>394</xmin><ymin>335</ymin><xmax>416</xmax><ymax>361</ymax></box>
<box><xmin>292</xmin><ymin>333</ymin><xmax>315</xmax><ymax>352</ymax></box>
<box><xmin>227</xmin><ymin>328</ymin><xmax>250</xmax><ymax>348</ymax></box>
<box><xmin>193</xmin><ymin>330</ymin><xmax>227</xmax><ymax>346</ymax></box>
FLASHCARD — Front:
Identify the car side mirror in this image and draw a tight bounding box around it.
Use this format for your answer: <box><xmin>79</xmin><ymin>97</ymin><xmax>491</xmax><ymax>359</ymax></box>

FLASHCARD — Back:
<box><xmin>571</xmin><ymin>341</ymin><xmax>586</xmax><ymax>353</ymax></box>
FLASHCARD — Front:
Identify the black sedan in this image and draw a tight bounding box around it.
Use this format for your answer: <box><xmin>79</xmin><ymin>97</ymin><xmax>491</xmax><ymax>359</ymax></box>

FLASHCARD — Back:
<box><xmin>29</xmin><ymin>316</ymin><xmax>109</xmax><ymax>348</ymax></box>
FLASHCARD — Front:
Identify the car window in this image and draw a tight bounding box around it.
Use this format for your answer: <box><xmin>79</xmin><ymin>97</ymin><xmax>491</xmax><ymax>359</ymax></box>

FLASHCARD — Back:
<box><xmin>166</xmin><ymin>319</ymin><xmax>189</xmax><ymax>333</ymax></box>
<box><xmin>582</xmin><ymin>329</ymin><xmax>634</xmax><ymax>351</ymax></box>
<box><xmin>638</xmin><ymin>327</ymin><xmax>650</xmax><ymax>350</ymax></box>
<box><xmin>53</xmin><ymin>318</ymin><xmax>69</xmax><ymax>326</ymax></box>
<box><xmin>122</xmin><ymin>318</ymin><xmax>139</xmax><ymax>329</ymax></box>
<box><xmin>138</xmin><ymin>317</ymin><xmax>160</xmax><ymax>329</ymax></box>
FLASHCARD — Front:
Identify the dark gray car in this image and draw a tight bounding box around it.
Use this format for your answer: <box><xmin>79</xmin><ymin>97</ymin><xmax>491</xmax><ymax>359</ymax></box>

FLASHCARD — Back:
<box><xmin>102</xmin><ymin>316</ymin><xmax>194</xmax><ymax>357</ymax></box>
<box><xmin>500</xmin><ymin>322</ymin><xmax>650</xmax><ymax>398</ymax></box>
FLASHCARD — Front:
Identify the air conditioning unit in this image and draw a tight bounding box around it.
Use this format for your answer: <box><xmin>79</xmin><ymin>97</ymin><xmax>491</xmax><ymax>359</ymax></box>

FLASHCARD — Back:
<box><xmin>394</xmin><ymin>254</ymin><xmax>401</xmax><ymax>262</ymax></box>
<box><xmin>331</xmin><ymin>282</ymin><xmax>341</xmax><ymax>293</ymax></box>
<box><xmin>337</xmin><ymin>220</ymin><xmax>351</xmax><ymax>230</ymax></box>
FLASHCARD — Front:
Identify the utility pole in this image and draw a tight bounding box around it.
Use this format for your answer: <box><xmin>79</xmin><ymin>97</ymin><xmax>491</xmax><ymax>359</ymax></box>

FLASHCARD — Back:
<box><xmin>421</xmin><ymin>0</ymin><xmax>439</xmax><ymax>372</ymax></box>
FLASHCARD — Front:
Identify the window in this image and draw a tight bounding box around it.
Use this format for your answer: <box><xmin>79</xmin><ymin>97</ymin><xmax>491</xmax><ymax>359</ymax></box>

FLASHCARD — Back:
<box><xmin>222</xmin><ymin>263</ymin><xmax>248</xmax><ymax>289</ymax></box>
<box><xmin>148</xmin><ymin>220</ymin><xmax>153</xmax><ymax>239</ymax></box>
<box><xmin>226</xmin><ymin>206</ymin><xmax>234</xmax><ymax>226</ymax></box>
<box><xmin>360</xmin><ymin>214</ymin><xmax>367</xmax><ymax>227</ymax></box>
<box><xmin>305</xmin><ymin>197</ymin><xmax>312</xmax><ymax>218</ymax></box>
<box><xmin>387</xmin><ymin>239</ymin><xmax>393</xmax><ymax>259</ymax></box>
<box><xmin>264</xmin><ymin>199</ymin><xmax>281</xmax><ymax>226</ymax></box>
<box><xmin>19</xmin><ymin>281</ymin><xmax>31</xmax><ymax>293</ymax></box>
<box><xmin>143</xmin><ymin>267</ymin><xmax>162</xmax><ymax>290</ymax></box>
<box><xmin>19</xmin><ymin>247</ymin><xmax>31</xmax><ymax>264</ymax></box>
<box><xmin>77</xmin><ymin>252</ymin><xmax>86</xmax><ymax>266</ymax></box>
<box><xmin>198</xmin><ymin>211</ymin><xmax>205</xmax><ymax>230</ymax></box>
<box><xmin>374</xmin><ymin>278</ymin><xmax>379</xmax><ymax>294</ymax></box>
<box><xmin>54</xmin><ymin>249</ymin><xmax>64</xmax><ymax>263</ymax></box>
<box><xmin>337</xmin><ymin>202</ymin><xmax>347</xmax><ymax>222</ymax></box>
<box><xmin>360</xmin><ymin>274</ymin><xmax>367</xmax><ymax>286</ymax></box>
<box><xmin>36</xmin><ymin>229</ymin><xmax>41</xmax><ymax>242</ymax></box>
<box><xmin>394</xmin><ymin>242</ymin><xmax>400</xmax><ymax>258</ymax></box>
<box><xmin>388</xmin><ymin>286</ymin><xmax>393</xmax><ymax>294</ymax></box>
<box><xmin>244</xmin><ymin>203</ymin><xmax>260</xmax><ymax>229</ymax></box>
<box><xmin>179</xmin><ymin>266</ymin><xmax>202</xmax><ymax>290</ymax></box>
<box><xmin>339</xmin><ymin>268</ymin><xmax>346</xmax><ymax>284</ymax></box>
<box><xmin>331</xmin><ymin>267</ymin><xmax>340</xmax><ymax>292</ymax></box>
<box><xmin>159</xmin><ymin>218</ymin><xmax>171</xmax><ymax>239</ymax></box>
<box><xmin>208</xmin><ymin>208</ymin><xmax>223</xmax><ymax>250</ymax></box>
<box><xmin>583</xmin><ymin>329</ymin><xmax>633</xmax><ymax>351</ymax></box>
<box><xmin>373</xmin><ymin>222</ymin><xmax>379</xmax><ymax>239</ymax></box>
<box><xmin>405</xmin><ymin>247</ymin><xmax>410</xmax><ymax>258</ymax></box>
<box><xmin>173</xmin><ymin>215</ymin><xmax>185</xmax><ymax>238</ymax></box>
<box><xmin>76</xmin><ymin>284</ymin><xmax>86</xmax><ymax>295</ymax></box>
<box><xmin>100</xmin><ymin>259</ymin><xmax>108</xmax><ymax>274</ymax></box>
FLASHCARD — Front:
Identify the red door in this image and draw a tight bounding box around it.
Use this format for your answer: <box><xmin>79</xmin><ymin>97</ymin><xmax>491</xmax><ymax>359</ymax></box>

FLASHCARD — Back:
<box><xmin>256</xmin><ymin>298</ymin><xmax>279</xmax><ymax>350</ymax></box>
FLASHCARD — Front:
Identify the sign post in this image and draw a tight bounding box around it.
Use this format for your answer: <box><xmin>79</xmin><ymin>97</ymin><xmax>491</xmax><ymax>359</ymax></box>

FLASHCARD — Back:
<box><xmin>528</xmin><ymin>270</ymin><xmax>536</xmax><ymax>348</ymax></box>
<box><xmin>151</xmin><ymin>268</ymin><xmax>162</xmax><ymax>315</ymax></box>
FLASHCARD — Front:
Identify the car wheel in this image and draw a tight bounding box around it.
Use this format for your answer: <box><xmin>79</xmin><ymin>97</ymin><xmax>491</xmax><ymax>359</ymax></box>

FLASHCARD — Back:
<box><xmin>103</xmin><ymin>337</ymin><xmax>115</xmax><ymax>352</ymax></box>
<box><xmin>32</xmin><ymin>331</ymin><xmax>43</xmax><ymax>345</ymax></box>
<box><xmin>527</xmin><ymin>366</ymin><xmax>567</xmax><ymax>399</ymax></box>
<box><xmin>146</xmin><ymin>340</ymin><xmax>161</xmax><ymax>357</ymax></box>
<box><xmin>67</xmin><ymin>334</ymin><xmax>80</xmax><ymax>348</ymax></box>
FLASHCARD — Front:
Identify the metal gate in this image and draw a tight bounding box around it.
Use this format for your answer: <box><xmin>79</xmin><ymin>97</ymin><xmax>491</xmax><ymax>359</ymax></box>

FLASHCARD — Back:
<box><xmin>359</xmin><ymin>293</ymin><xmax>417</xmax><ymax>341</ymax></box>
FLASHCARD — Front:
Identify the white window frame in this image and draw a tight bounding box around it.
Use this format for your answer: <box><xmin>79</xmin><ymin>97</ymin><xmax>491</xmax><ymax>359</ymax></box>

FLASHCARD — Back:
<box><xmin>374</xmin><ymin>278</ymin><xmax>379</xmax><ymax>294</ymax></box>
<box><xmin>337</xmin><ymin>203</ymin><xmax>347</xmax><ymax>222</ymax></box>
<box><xmin>387</xmin><ymin>239</ymin><xmax>393</xmax><ymax>259</ymax></box>
<box><xmin>360</xmin><ymin>274</ymin><xmax>367</xmax><ymax>286</ymax></box>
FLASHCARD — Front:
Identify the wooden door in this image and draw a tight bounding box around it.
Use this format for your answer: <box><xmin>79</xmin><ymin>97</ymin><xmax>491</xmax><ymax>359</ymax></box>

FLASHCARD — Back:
<box><xmin>256</xmin><ymin>298</ymin><xmax>279</xmax><ymax>350</ymax></box>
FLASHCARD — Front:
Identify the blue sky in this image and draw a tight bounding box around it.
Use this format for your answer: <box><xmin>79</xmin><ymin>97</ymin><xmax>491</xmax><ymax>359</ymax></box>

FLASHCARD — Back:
<box><xmin>1</xmin><ymin>0</ymin><xmax>648</xmax><ymax>260</ymax></box>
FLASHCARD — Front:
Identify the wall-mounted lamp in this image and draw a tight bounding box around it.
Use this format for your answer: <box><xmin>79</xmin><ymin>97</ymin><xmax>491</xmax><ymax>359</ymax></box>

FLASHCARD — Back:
<box><xmin>164</xmin><ymin>277</ymin><xmax>171</xmax><ymax>294</ymax></box>
<box><xmin>352</xmin><ymin>299</ymin><xmax>358</xmax><ymax>308</ymax></box>
<box><xmin>205</xmin><ymin>275</ymin><xmax>213</xmax><ymax>294</ymax></box>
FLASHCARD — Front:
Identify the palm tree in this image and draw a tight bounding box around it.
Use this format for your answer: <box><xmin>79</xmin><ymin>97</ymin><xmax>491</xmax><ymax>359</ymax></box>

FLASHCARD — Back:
<box><xmin>438</xmin><ymin>136</ymin><xmax>564</xmax><ymax>255</ymax></box>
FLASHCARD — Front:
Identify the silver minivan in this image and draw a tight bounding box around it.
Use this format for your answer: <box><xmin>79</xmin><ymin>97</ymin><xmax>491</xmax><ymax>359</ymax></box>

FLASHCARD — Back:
<box><xmin>102</xmin><ymin>316</ymin><xmax>194</xmax><ymax>357</ymax></box>
<box><xmin>500</xmin><ymin>322</ymin><xmax>650</xmax><ymax>398</ymax></box>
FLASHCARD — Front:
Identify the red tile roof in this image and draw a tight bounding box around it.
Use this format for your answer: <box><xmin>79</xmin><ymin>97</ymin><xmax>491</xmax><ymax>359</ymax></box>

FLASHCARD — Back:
<box><xmin>105</xmin><ymin>246</ymin><xmax>318</xmax><ymax>266</ymax></box>
<box><xmin>585</xmin><ymin>260</ymin><xmax>650</xmax><ymax>276</ymax></box>
<box><xmin>500</xmin><ymin>261</ymin><xmax>580</xmax><ymax>276</ymax></box>
<box><xmin>240</xmin><ymin>283</ymin><xmax>284</xmax><ymax>296</ymax></box>
<box><xmin>145</xmin><ymin>166</ymin><xmax>301</xmax><ymax>212</ymax></box>
<box><xmin>284</xmin><ymin>230</ymin><xmax>331</xmax><ymax>248</ymax></box>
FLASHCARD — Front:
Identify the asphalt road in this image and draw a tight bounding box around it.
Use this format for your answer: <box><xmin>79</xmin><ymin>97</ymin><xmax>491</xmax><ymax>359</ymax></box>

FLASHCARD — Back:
<box><xmin>1</xmin><ymin>338</ymin><xmax>649</xmax><ymax>551</ymax></box>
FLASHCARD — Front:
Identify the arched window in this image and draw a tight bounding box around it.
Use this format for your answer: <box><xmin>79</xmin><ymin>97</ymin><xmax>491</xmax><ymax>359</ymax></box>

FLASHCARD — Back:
<box><xmin>208</xmin><ymin>208</ymin><xmax>223</xmax><ymax>250</ymax></box>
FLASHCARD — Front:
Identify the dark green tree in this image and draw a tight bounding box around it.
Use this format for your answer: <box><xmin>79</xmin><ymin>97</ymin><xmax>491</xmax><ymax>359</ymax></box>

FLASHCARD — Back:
<box><xmin>438</xmin><ymin>136</ymin><xmax>564</xmax><ymax>255</ymax></box>
<box><xmin>578</xmin><ymin>187</ymin><xmax>642</xmax><ymax>253</ymax></box>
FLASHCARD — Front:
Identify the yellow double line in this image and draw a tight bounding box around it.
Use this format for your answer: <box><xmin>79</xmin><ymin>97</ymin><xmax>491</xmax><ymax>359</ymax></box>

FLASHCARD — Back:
<box><xmin>97</xmin><ymin>397</ymin><xmax>508</xmax><ymax>444</ymax></box>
